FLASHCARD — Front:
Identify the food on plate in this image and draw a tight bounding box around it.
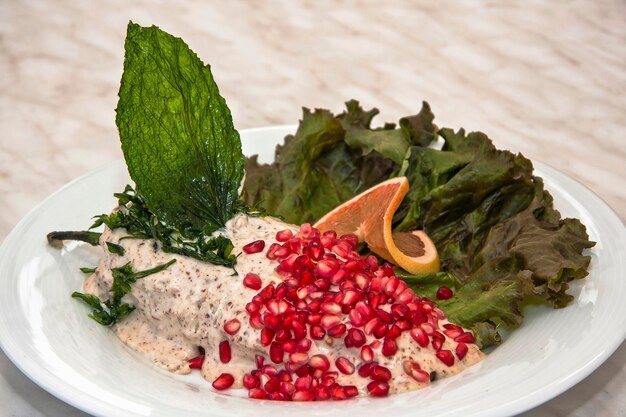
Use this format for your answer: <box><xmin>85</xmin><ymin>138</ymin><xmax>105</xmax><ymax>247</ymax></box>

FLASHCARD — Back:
<box><xmin>47</xmin><ymin>22</ymin><xmax>594</xmax><ymax>401</ymax></box>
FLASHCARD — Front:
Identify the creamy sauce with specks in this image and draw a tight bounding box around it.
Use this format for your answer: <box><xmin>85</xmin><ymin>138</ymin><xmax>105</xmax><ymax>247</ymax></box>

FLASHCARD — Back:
<box><xmin>84</xmin><ymin>214</ymin><xmax>483</xmax><ymax>395</ymax></box>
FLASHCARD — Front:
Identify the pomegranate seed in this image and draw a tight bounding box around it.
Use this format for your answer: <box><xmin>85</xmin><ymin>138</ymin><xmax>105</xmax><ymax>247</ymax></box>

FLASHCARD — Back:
<box><xmin>261</xmin><ymin>364</ymin><xmax>278</xmax><ymax>376</ymax></box>
<box><xmin>321</xmin><ymin>314</ymin><xmax>342</xmax><ymax>329</ymax></box>
<box><xmin>348</xmin><ymin>309</ymin><xmax>365</xmax><ymax>327</ymax></box>
<box><xmin>243</xmin><ymin>240</ymin><xmax>266</xmax><ymax>254</ymax></box>
<box><xmin>264</xmin><ymin>376</ymin><xmax>281</xmax><ymax>393</ymax></box>
<box><xmin>381</xmin><ymin>339</ymin><xmax>398</xmax><ymax>357</ymax></box>
<box><xmin>404</xmin><ymin>361</ymin><xmax>430</xmax><ymax>383</ymax></box>
<box><xmin>294</xmin><ymin>375</ymin><xmax>313</xmax><ymax>390</ymax></box>
<box><xmin>330</xmin><ymin>384</ymin><xmax>348</xmax><ymax>400</ymax></box>
<box><xmin>315</xmin><ymin>259</ymin><xmax>339</xmax><ymax>278</ymax></box>
<box><xmin>212</xmin><ymin>373</ymin><xmax>235</xmax><ymax>390</ymax></box>
<box><xmin>315</xmin><ymin>386</ymin><xmax>331</xmax><ymax>400</ymax></box>
<box><xmin>436</xmin><ymin>349</ymin><xmax>455</xmax><ymax>366</ymax></box>
<box><xmin>305</xmin><ymin>242</ymin><xmax>324</xmax><ymax>261</ymax></box>
<box><xmin>243</xmin><ymin>373</ymin><xmax>260</xmax><ymax>389</ymax></box>
<box><xmin>299</xmin><ymin>223</ymin><xmax>313</xmax><ymax>237</ymax></box>
<box><xmin>274</xmin><ymin>329</ymin><xmax>290</xmax><ymax>342</ymax></box>
<box><xmin>354</xmin><ymin>272</ymin><xmax>370</xmax><ymax>290</ymax></box>
<box><xmin>296</xmin><ymin>338</ymin><xmax>312</xmax><ymax>352</ymax></box>
<box><xmin>223</xmin><ymin>318</ymin><xmax>241</xmax><ymax>335</ymax></box>
<box><xmin>307</xmin><ymin>312</ymin><xmax>322</xmax><ymax>324</ymax></box>
<box><xmin>367</xmin><ymin>380</ymin><xmax>389</xmax><ymax>397</ymax></box>
<box><xmin>340</xmin><ymin>234</ymin><xmax>359</xmax><ymax>249</ymax></box>
<box><xmin>345</xmin><ymin>385</ymin><xmax>359</xmax><ymax>398</ymax></box>
<box><xmin>364</xmin><ymin>317</ymin><xmax>382</xmax><ymax>335</ymax></box>
<box><xmin>263</xmin><ymin>313</ymin><xmax>281</xmax><ymax>329</ymax></box>
<box><xmin>188</xmin><ymin>355</ymin><xmax>204</xmax><ymax>369</ymax></box>
<box><xmin>346</xmin><ymin>328</ymin><xmax>366</xmax><ymax>348</ymax></box>
<box><xmin>454</xmin><ymin>331</ymin><xmax>475</xmax><ymax>344</ymax></box>
<box><xmin>370</xmin><ymin>365</ymin><xmax>392</xmax><ymax>382</ymax></box>
<box><xmin>266</xmin><ymin>299</ymin><xmax>289</xmax><ymax>315</ymax></box>
<box><xmin>246</xmin><ymin>302</ymin><xmax>260</xmax><ymax>314</ymax></box>
<box><xmin>309</xmin><ymin>354</ymin><xmax>330</xmax><ymax>371</ymax></box>
<box><xmin>395</xmin><ymin>320</ymin><xmax>411</xmax><ymax>331</ymax></box>
<box><xmin>369</xmin><ymin>277</ymin><xmax>382</xmax><ymax>292</ymax></box>
<box><xmin>310</xmin><ymin>325</ymin><xmax>325</xmax><ymax>340</ymax></box>
<box><xmin>335</xmin><ymin>357</ymin><xmax>355</xmax><ymax>375</ymax></box>
<box><xmin>361</xmin><ymin>345</ymin><xmax>374</xmax><ymax>362</ymax></box>
<box><xmin>289</xmin><ymin>352</ymin><xmax>309</xmax><ymax>365</ymax></box>
<box><xmin>260</xmin><ymin>327</ymin><xmax>275</xmax><ymax>346</ymax></box>
<box><xmin>431</xmin><ymin>331</ymin><xmax>445</xmax><ymax>350</ymax></box>
<box><xmin>273</xmin><ymin>246</ymin><xmax>291</xmax><ymax>258</ymax></box>
<box><xmin>243</xmin><ymin>273</ymin><xmax>262</xmax><ymax>290</ymax></box>
<box><xmin>248</xmin><ymin>388</ymin><xmax>267</xmax><ymax>399</ymax></box>
<box><xmin>255</xmin><ymin>354</ymin><xmax>265</xmax><ymax>369</ymax></box>
<box><xmin>259</xmin><ymin>284</ymin><xmax>275</xmax><ymax>301</ymax></box>
<box><xmin>269</xmin><ymin>342</ymin><xmax>284</xmax><ymax>363</ymax></box>
<box><xmin>390</xmin><ymin>303</ymin><xmax>409</xmax><ymax>319</ymax></box>
<box><xmin>373</xmin><ymin>323</ymin><xmax>388</xmax><ymax>339</ymax></box>
<box><xmin>385</xmin><ymin>324</ymin><xmax>402</xmax><ymax>339</ymax></box>
<box><xmin>397</xmin><ymin>287</ymin><xmax>415</xmax><ymax>304</ymax></box>
<box><xmin>436</xmin><ymin>286</ymin><xmax>454</xmax><ymax>300</ymax></box>
<box><xmin>276</xmin><ymin>229</ymin><xmax>293</xmax><ymax>242</ymax></box>
<box><xmin>341</xmin><ymin>290</ymin><xmax>360</xmax><ymax>306</ymax></box>
<box><xmin>219</xmin><ymin>340</ymin><xmax>231</xmax><ymax>363</ymax></box>
<box><xmin>327</xmin><ymin>323</ymin><xmax>347</xmax><ymax>337</ymax></box>
<box><xmin>320</xmin><ymin>301</ymin><xmax>341</xmax><ymax>315</ymax></box>
<box><xmin>383</xmin><ymin>277</ymin><xmax>399</xmax><ymax>295</ymax></box>
<box><xmin>355</xmin><ymin>301</ymin><xmax>374</xmax><ymax>319</ymax></box>
<box><xmin>456</xmin><ymin>342</ymin><xmax>469</xmax><ymax>360</ymax></box>
<box><xmin>282</xmin><ymin>339</ymin><xmax>296</xmax><ymax>353</ymax></box>
<box><xmin>292</xmin><ymin>390</ymin><xmax>313</xmax><ymax>401</ymax></box>
<box><xmin>410</xmin><ymin>327</ymin><xmax>429</xmax><ymax>347</ymax></box>
<box><xmin>420</xmin><ymin>322</ymin><xmax>436</xmax><ymax>335</ymax></box>
<box><xmin>280</xmin><ymin>381</ymin><xmax>295</xmax><ymax>396</ymax></box>
<box><xmin>357</xmin><ymin>361</ymin><xmax>378</xmax><ymax>377</ymax></box>
<box><xmin>443</xmin><ymin>323</ymin><xmax>463</xmax><ymax>338</ymax></box>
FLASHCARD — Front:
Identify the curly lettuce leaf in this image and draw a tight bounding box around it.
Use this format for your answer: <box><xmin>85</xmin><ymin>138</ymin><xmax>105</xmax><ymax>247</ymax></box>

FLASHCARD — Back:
<box><xmin>116</xmin><ymin>22</ymin><xmax>244</xmax><ymax>233</ymax></box>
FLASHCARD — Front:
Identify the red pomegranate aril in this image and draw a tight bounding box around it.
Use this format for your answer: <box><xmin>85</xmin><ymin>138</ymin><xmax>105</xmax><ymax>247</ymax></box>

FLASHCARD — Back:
<box><xmin>291</xmin><ymin>320</ymin><xmax>306</xmax><ymax>340</ymax></box>
<box><xmin>276</xmin><ymin>229</ymin><xmax>293</xmax><ymax>242</ymax></box>
<box><xmin>212</xmin><ymin>373</ymin><xmax>235</xmax><ymax>390</ymax></box>
<box><xmin>340</xmin><ymin>234</ymin><xmax>359</xmax><ymax>249</ymax></box>
<box><xmin>346</xmin><ymin>328</ymin><xmax>366</xmax><ymax>348</ymax></box>
<box><xmin>243</xmin><ymin>373</ymin><xmax>260</xmax><ymax>389</ymax></box>
<box><xmin>364</xmin><ymin>317</ymin><xmax>382</xmax><ymax>335</ymax></box>
<box><xmin>315</xmin><ymin>259</ymin><xmax>339</xmax><ymax>278</ymax></box>
<box><xmin>410</xmin><ymin>327</ymin><xmax>429</xmax><ymax>347</ymax></box>
<box><xmin>310</xmin><ymin>325</ymin><xmax>326</xmax><ymax>340</ymax></box>
<box><xmin>397</xmin><ymin>287</ymin><xmax>416</xmax><ymax>304</ymax></box>
<box><xmin>431</xmin><ymin>331</ymin><xmax>445</xmax><ymax>351</ymax></box>
<box><xmin>383</xmin><ymin>277</ymin><xmax>399</xmax><ymax>295</ymax></box>
<box><xmin>385</xmin><ymin>324</ymin><xmax>402</xmax><ymax>340</ymax></box>
<box><xmin>436</xmin><ymin>286</ymin><xmax>454</xmax><ymax>300</ymax></box>
<box><xmin>305</xmin><ymin>242</ymin><xmax>324</xmax><ymax>261</ymax></box>
<box><xmin>456</xmin><ymin>342</ymin><xmax>469</xmax><ymax>360</ymax></box>
<box><xmin>335</xmin><ymin>357</ymin><xmax>355</xmax><ymax>375</ymax></box>
<box><xmin>315</xmin><ymin>386</ymin><xmax>331</xmax><ymax>400</ymax></box>
<box><xmin>243</xmin><ymin>273</ymin><xmax>262</xmax><ymax>290</ymax></box>
<box><xmin>243</xmin><ymin>240</ymin><xmax>266</xmax><ymax>254</ymax></box>
<box><xmin>344</xmin><ymin>385</ymin><xmax>359</xmax><ymax>398</ymax></box>
<box><xmin>263</xmin><ymin>313</ymin><xmax>281</xmax><ymax>330</ymax></box>
<box><xmin>420</xmin><ymin>322</ymin><xmax>436</xmax><ymax>335</ymax></box>
<box><xmin>341</xmin><ymin>289</ymin><xmax>360</xmax><ymax>305</ymax></box>
<box><xmin>309</xmin><ymin>354</ymin><xmax>331</xmax><ymax>371</ymax></box>
<box><xmin>320</xmin><ymin>301</ymin><xmax>341</xmax><ymax>315</ymax></box>
<box><xmin>294</xmin><ymin>375</ymin><xmax>313</xmax><ymax>390</ymax></box>
<box><xmin>266</xmin><ymin>299</ymin><xmax>289</xmax><ymax>316</ymax></box>
<box><xmin>367</xmin><ymin>380</ymin><xmax>389</xmax><ymax>397</ymax></box>
<box><xmin>296</xmin><ymin>338</ymin><xmax>312</xmax><ymax>352</ymax></box>
<box><xmin>395</xmin><ymin>320</ymin><xmax>411</xmax><ymax>331</ymax></box>
<box><xmin>247</xmin><ymin>388</ymin><xmax>267</xmax><ymax>399</ymax></box>
<box><xmin>354</xmin><ymin>272</ymin><xmax>370</xmax><ymax>290</ymax></box>
<box><xmin>260</xmin><ymin>327</ymin><xmax>275</xmax><ymax>346</ymax></box>
<box><xmin>282</xmin><ymin>339</ymin><xmax>297</xmax><ymax>353</ymax></box>
<box><xmin>274</xmin><ymin>329</ymin><xmax>291</xmax><ymax>342</ymax></box>
<box><xmin>409</xmin><ymin>310</ymin><xmax>427</xmax><ymax>326</ymax></box>
<box><xmin>259</xmin><ymin>284</ymin><xmax>275</xmax><ymax>300</ymax></box>
<box><xmin>292</xmin><ymin>390</ymin><xmax>313</xmax><ymax>401</ymax></box>
<box><xmin>454</xmin><ymin>331</ymin><xmax>475</xmax><ymax>344</ymax></box>
<box><xmin>436</xmin><ymin>349</ymin><xmax>455</xmax><ymax>366</ymax></box>
<box><xmin>357</xmin><ymin>361</ymin><xmax>378</xmax><ymax>377</ymax></box>
<box><xmin>370</xmin><ymin>365</ymin><xmax>392</xmax><ymax>382</ymax></box>
<box><xmin>348</xmin><ymin>309</ymin><xmax>365</xmax><ymax>327</ymax></box>
<box><xmin>264</xmin><ymin>376</ymin><xmax>281</xmax><ymax>393</ymax></box>
<box><xmin>289</xmin><ymin>352</ymin><xmax>309</xmax><ymax>365</ymax></box>
<box><xmin>355</xmin><ymin>301</ymin><xmax>374</xmax><ymax>319</ymax></box>
<box><xmin>321</xmin><ymin>314</ymin><xmax>342</xmax><ymax>329</ymax></box>
<box><xmin>280</xmin><ymin>381</ymin><xmax>296</xmax><ymax>396</ymax></box>
<box><xmin>330</xmin><ymin>384</ymin><xmax>348</xmax><ymax>400</ymax></box>
<box><xmin>369</xmin><ymin>276</ymin><xmax>382</xmax><ymax>292</ymax></box>
<box><xmin>390</xmin><ymin>303</ymin><xmax>409</xmax><ymax>319</ymax></box>
<box><xmin>269</xmin><ymin>342</ymin><xmax>284</xmax><ymax>364</ymax></box>
<box><xmin>219</xmin><ymin>340</ymin><xmax>231</xmax><ymax>363</ymax></box>
<box><xmin>404</xmin><ymin>361</ymin><xmax>430</xmax><ymax>383</ymax></box>
<box><xmin>443</xmin><ymin>323</ymin><xmax>463</xmax><ymax>338</ymax></box>
<box><xmin>327</xmin><ymin>323</ymin><xmax>347</xmax><ymax>337</ymax></box>
<box><xmin>381</xmin><ymin>338</ymin><xmax>398</xmax><ymax>357</ymax></box>
<box><xmin>373</xmin><ymin>323</ymin><xmax>388</xmax><ymax>339</ymax></box>
<box><xmin>223</xmin><ymin>318</ymin><xmax>241</xmax><ymax>335</ymax></box>
<box><xmin>246</xmin><ymin>302</ymin><xmax>260</xmax><ymax>315</ymax></box>
<box><xmin>255</xmin><ymin>354</ymin><xmax>265</xmax><ymax>369</ymax></box>
<box><xmin>261</xmin><ymin>364</ymin><xmax>278</xmax><ymax>377</ymax></box>
<box><xmin>361</xmin><ymin>345</ymin><xmax>374</xmax><ymax>362</ymax></box>
<box><xmin>188</xmin><ymin>355</ymin><xmax>204</xmax><ymax>369</ymax></box>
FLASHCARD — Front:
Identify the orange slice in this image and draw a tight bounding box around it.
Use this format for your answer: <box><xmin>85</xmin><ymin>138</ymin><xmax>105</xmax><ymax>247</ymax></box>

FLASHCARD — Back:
<box><xmin>314</xmin><ymin>176</ymin><xmax>439</xmax><ymax>274</ymax></box>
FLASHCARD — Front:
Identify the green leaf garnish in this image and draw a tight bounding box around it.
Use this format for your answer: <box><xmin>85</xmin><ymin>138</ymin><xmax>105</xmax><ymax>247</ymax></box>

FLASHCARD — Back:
<box><xmin>80</xmin><ymin>267</ymin><xmax>97</xmax><ymax>274</ymax></box>
<box><xmin>73</xmin><ymin>258</ymin><xmax>176</xmax><ymax>326</ymax></box>
<box><xmin>106</xmin><ymin>242</ymin><xmax>125</xmax><ymax>256</ymax></box>
<box><xmin>116</xmin><ymin>22</ymin><xmax>244</xmax><ymax>233</ymax></box>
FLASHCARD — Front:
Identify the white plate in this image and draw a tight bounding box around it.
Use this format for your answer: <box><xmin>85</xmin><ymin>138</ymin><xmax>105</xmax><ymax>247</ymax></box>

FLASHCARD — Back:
<box><xmin>0</xmin><ymin>126</ymin><xmax>625</xmax><ymax>417</ymax></box>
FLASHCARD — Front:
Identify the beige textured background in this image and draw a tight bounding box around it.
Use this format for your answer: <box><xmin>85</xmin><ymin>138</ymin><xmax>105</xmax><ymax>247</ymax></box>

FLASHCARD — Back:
<box><xmin>0</xmin><ymin>1</ymin><xmax>624</xmax><ymax>416</ymax></box>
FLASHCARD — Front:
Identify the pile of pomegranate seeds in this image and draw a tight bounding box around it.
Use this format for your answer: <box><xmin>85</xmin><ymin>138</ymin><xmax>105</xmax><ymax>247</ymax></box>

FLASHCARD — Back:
<box><xmin>198</xmin><ymin>223</ymin><xmax>474</xmax><ymax>401</ymax></box>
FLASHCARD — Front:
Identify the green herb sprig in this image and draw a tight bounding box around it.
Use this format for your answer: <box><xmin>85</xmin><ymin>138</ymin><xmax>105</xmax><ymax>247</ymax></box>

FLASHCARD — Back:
<box><xmin>72</xmin><ymin>259</ymin><xmax>176</xmax><ymax>326</ymax></box>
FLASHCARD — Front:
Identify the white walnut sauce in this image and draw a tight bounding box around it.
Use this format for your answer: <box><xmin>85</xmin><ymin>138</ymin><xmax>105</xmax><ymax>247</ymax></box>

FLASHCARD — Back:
<box><xmin>84</xmin><ymin>213</ymin><xmax>483</xmax><ymax>396</ymax></box>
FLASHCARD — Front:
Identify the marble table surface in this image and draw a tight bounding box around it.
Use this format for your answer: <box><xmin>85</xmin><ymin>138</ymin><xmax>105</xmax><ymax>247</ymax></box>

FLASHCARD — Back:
<box><xmin>0</xmin><ymin>1</ymin><xmax>624</xmax><ymax>416</ymax></box>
